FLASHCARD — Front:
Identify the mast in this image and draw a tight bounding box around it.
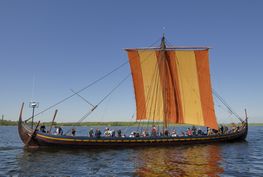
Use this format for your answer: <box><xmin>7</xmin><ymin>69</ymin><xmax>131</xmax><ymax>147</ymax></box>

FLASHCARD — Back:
<box><xmin>160</xmin><ymin>34</ymin><xmax>168</xmax><ymax>130</ymax></box>
<box><xmin>160</xmin><ymin>34</ymin><xmax>166</xmax><ymax>50</ymax></box>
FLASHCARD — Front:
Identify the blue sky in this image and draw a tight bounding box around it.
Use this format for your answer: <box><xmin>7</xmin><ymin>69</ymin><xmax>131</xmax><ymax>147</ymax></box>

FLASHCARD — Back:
<box><xmin>0</xmin><ymin>0</ymin><xmax>262</xmax><ymax>123</ymax></box>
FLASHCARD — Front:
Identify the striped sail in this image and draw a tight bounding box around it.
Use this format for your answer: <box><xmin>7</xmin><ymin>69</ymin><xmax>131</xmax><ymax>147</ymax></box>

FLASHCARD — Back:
<box><xmin>126</xmin><ymin>48</ymin><xmax>218</xmax><ymax>129</ymax></box>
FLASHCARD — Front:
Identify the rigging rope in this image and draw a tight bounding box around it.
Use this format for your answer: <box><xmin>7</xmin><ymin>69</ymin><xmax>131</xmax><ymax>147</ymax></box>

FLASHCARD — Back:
<box><xmin>77</xmin><ymin>74</ymin><xmax>131</xmax><ymax>123</ymax></box>
<box><xmin>70</xmin><ymin>89</ymin><xmax>95</xmax><ymax>108</ymax></box>
<box><xmin>81</xmin><ymin>75</ymin><xmax>131</xmax><ymax>123</ymax></box>
<box><xmin>25</xmin><ymin>37</ymin><xmax>163</xmax><ymax>122</ymax></box>
<box><xmin>212</xmin><ymin>89</ymin><xmax>243</xmax><ymax>122</ymax></box>
<box><xmin>25</xmin><ymin>61</ymin><xmax>128</xmax><ymax>122</ymax></box>
<box><xmin>64</xmin><ymin>74</ymin><xmax>131</xmax><ymax>134</ymax></box>
<box><xmin>124</xmin><ymin>113</ymin><xmax>135</xmax><ymax>136</ymax></box>
<box><xmin>135</xmin><ymin>52</ymin><xmax>161</xmax><ymax>133</ymax></box>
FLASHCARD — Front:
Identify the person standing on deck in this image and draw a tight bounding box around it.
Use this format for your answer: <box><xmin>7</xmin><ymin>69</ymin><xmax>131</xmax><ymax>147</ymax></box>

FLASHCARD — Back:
<box><xmin>54</xmin><ymin>126</ymin><xmax>59</xmax><ymax>135</ymax></box>
<box><xmin>151</xmin><ymin>125</ymin><xmax>157</xmax><ymax>137</ymax></box>
<box><xmin>187</xmin><ymin>128</ymin><xmax>192</xmax><ymax>136</ymax></box>
<box><xmin>164</xmin><ymin>129</ymin><xmax>169</xmax><ymax>136</ymax></box>
<box><xmin>117</xmin><ymin>129</ymin><xmax>122</xmax><ymax>137</ymax></box>
<box><xmin>192</xmin><ymin>126</ymin><xmax>197</xmax><ymax>135</ymax></box>
<box><xmin>59</xmin><ymin>127</ymin><xmax>63</xmax><ymax>135</ymax></box>
<box><xmin>40</xmin><ymin>125</ymin><xmax>46</xmax><ymax>133</ymax></box>
<box><xmin>71</xmin><ymin>128</ymin><xmax>76</xmax><ymax>136</ymax></box>
<box><xmin>95</xmin><ymin>128</ymin><xmax>101</xmax><ymax>138</ymax></box>
<box><xmin>104</xmin><ymin>127</ymin><xmax>111</xmax><ymax>137</ymax></box>
<box><xmin>89</xmin><ymin>128</ymin><xmax>94</xmax><ymax>137</ymax></box>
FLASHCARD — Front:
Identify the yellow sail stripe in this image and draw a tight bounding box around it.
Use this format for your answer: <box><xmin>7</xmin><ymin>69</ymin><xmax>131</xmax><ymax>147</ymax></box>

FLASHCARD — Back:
<box><xmin>138</xmin><ymin>51</ymin><xmax>164</xmax><ymax>121</ymax></box>
<box><xmin>175</xmin><ymin>51</ymin><xmax>204</xmax><ymax>126</ymax></box>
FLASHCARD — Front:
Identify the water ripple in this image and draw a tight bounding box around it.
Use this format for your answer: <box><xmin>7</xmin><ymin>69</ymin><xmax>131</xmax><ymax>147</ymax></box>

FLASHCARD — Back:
<box><xmin>0</xmin><ymin>126</ymin><xmax>263</xmax><ymax>176</ymax></box>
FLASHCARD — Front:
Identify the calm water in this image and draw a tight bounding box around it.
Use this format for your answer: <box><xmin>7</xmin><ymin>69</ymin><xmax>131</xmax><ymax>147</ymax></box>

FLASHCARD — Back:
<box><xmin>0</xmin><ymin>126</ymin><xmax>262</xmax><ymax>176</ymax></box>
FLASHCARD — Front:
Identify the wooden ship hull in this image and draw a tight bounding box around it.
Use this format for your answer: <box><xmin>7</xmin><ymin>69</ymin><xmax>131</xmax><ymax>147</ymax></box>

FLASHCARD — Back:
<box><xmin>18</xmin><ymin>36</ymin><xmax>249</xmax><ymax>148</ymax></box>
<box><xmin>18</xmin><ymin>107</ymin><xmax>248</xmax><ymax>148</ymax></box>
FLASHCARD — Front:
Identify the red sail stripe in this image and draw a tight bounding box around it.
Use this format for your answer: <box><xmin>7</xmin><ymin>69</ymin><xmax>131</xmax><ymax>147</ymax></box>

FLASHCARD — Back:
<box><xmin>155</xmin><ymin>51</ymin><xmax>183</xmax><ymax>124</ymax></box>
<box><xmin>167</xmin><ymin>51</ymin><xmax>184</xmax><ymax>123</ymax></box>
<box><xmin>156</xmin><ymin>51</ymin><xmax>173</xmax><ymax>124</ymax></box>
<box><xmin>128</xmin><ymin>51</ymin><xmax>146</xmax><ymax>119</ymax></box>
<box><xmin>195</xmin><ymin>50</ymin><xmax>218</xmax><ymax>129</ymax></box>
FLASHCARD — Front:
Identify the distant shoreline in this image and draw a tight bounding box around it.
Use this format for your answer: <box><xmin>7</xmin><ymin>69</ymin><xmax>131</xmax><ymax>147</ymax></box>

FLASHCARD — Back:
<box><xmin>1</xmin><ymin>120</ymin><xmax>263</xmax><ymax>126</ymax></box>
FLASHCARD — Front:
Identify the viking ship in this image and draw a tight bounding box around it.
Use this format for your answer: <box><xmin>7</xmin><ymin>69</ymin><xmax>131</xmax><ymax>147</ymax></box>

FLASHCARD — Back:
<box><xmin>18</xmin><ymin>36</ymin><xmax>248</xmax><ymax>148</ymax></box>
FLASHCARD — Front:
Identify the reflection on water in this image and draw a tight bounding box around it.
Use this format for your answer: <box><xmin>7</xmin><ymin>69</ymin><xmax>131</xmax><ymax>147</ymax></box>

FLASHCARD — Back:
<box><xmin>14</xmin><ymin>145</ymin><xmax>224</xmax><ymax>176</ymax></box>
<box><xmin>135</xmin><ymin>145</ymin><xmax>224</xmax><ymax>176</ymax></box>
<box><xmin>16</xmin><ymin>148</ymin><xmax>137</xmax><ymax>176</ymax></box>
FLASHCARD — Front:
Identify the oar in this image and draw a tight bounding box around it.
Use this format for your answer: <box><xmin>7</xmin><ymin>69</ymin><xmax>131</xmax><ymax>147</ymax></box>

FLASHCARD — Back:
<box><xmin>49</xmin><ymin>109</ymin><xmax>58</xmax><ymax>134</ymax></box>
<box><xmin>25</xmin><ymin>121</ymin><xmax>40</xmax><ymax>146</ymax></box>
